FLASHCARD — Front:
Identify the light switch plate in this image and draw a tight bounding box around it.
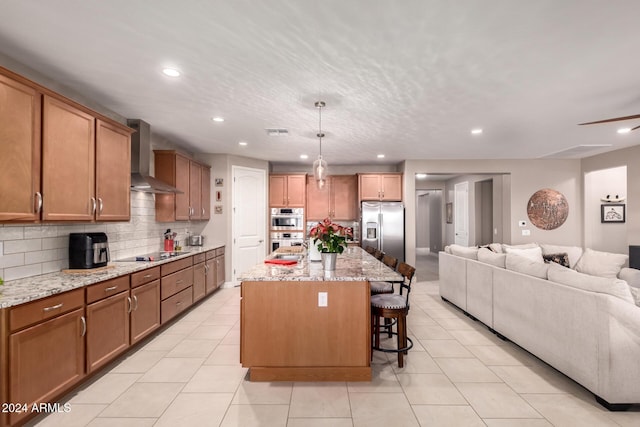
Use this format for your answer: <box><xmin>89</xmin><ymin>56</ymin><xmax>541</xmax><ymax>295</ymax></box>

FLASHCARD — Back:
<box><xmin>522</xmin><ymin>229</ymin><xmax>531</xmax><ymax>236</ymax></box>
<box><xmin>318</xmin><ymin>292</ymin><xmax>328</xmax><ymax>307</ymax></box>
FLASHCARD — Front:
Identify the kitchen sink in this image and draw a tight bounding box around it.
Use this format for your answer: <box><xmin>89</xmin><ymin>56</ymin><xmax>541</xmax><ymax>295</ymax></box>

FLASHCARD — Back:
<box><xmin>115</xmin><ymin>251</ymin><xmax>191</xmax><ymax>262</ymax></box>
<box><xmin>271</xmin><ymin>253</ymin><xmax>304</xmax><ymax>261</ymax></box>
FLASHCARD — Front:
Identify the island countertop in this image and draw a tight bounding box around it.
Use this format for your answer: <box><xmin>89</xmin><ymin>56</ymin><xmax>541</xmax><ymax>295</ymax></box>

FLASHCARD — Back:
<box><xmin>238</xmin><ymin>246</ymin><xmax>402</xmax><ymax>282</ymax></box>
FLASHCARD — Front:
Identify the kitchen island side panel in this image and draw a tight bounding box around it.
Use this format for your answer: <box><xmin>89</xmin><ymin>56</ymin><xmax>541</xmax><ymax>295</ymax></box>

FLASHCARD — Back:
<box><xmin>241</xmin><ymin>280</ymin><xmax>370</xmax><ymax>379</ymax></box>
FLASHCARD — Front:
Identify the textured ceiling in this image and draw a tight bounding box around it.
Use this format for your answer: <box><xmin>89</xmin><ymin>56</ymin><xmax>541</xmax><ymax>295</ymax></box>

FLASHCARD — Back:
<box><xmin>1</xmin><ymin>0</ymin><xmax>640</xmax><ymax>165</ymax></box>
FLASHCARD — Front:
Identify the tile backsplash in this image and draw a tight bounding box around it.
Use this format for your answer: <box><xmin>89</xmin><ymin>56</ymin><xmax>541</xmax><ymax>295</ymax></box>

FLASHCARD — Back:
<box><xmin>0</xmin><ymin>192</ymin><xmax>206</xmax><ymax>282</ymax></box>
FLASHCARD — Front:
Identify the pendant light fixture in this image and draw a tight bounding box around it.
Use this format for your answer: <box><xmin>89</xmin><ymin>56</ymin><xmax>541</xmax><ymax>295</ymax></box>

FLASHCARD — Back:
<box><xmin>313</xmin><ymin>100</ymin><xmax>328</xmax><ymax>189</ymax></box>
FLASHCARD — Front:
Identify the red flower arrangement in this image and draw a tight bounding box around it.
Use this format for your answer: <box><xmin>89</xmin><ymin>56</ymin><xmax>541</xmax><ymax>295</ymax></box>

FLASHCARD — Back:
<box><xmin>309</xmin><ymin>218</ymin><xmax>353</xmax><ymax>254</ymax></box>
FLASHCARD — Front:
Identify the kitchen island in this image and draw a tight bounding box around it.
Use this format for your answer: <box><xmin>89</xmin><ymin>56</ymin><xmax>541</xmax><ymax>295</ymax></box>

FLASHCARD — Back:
<box><xmin>239</xmin><ymin>246</ymin><xmax>402</xmax><ymax>382</ymax></box>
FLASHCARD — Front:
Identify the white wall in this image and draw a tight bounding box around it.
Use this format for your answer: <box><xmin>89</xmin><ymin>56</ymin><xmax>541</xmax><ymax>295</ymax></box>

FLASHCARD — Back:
<box><xmin>584</xmin><ymin>166</ymin><xmax>627</xmax><ymax>253</ymax></box>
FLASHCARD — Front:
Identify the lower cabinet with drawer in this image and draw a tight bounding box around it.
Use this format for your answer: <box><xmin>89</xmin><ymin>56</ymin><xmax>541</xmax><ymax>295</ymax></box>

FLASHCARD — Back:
<box><xmin>160</xmin><ymin>257</ymin><xmax>194</xmax><ymax>324</ymax></box>
<box><xmin>6</xmin><ymin>289</ymin><xmax>86</xmax><ymax>426</ymax></box>
<box><xmin>193</xmin><ymin>253</ymin><xmax>207</xmax><ymax>303</ymax></box>
<box><xmin>205</xmin><ymin>246</ymin><xmax>225</xmax><ymax>294</ymax></box>
<box><xmin>85</xmin><ymin>275</ymin><xmax>131</xmax><ymax>374</ymax></box>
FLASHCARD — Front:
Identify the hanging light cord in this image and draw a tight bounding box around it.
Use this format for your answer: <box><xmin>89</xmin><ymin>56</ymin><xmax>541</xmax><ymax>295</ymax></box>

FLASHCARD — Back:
<box><xmin>315</xmin><ymin>100</ymin><xmax>325</xmax><ymax>157</ymax></box>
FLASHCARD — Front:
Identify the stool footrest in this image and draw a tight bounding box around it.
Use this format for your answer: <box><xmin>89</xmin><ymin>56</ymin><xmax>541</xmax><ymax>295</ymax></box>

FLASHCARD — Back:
<box><xmin>372</xmin><ymin>334</ymin><xmax>413</xmax><ymax>353</ymax></box>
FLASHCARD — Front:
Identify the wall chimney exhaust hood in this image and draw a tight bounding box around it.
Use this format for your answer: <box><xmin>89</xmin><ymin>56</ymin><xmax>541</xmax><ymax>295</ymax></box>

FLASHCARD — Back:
<box><xmin>127</xmin><ymin>119</ymin><xmax>183</xmax><ymax>194</ymax></box>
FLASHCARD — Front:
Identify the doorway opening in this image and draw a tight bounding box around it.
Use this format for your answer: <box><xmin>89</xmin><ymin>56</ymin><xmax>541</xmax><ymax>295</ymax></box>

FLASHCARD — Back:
<box><xmin>415</xmin><ymin>189</ymin><xmax>443</xmax><ymax>256</ymax></box>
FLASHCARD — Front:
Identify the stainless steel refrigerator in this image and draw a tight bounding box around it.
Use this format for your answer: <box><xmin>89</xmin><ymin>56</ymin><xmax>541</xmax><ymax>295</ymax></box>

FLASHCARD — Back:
<box><xmin>361</xmin><ymin>201</ymin><xmax>405</xmax><ymax>262</ymax></box>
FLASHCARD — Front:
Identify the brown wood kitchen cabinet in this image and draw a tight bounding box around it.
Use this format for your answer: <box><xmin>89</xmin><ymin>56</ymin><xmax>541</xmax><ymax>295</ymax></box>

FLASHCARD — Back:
<box><xmin>205</xmin><ymin>246</ymin><xmax>225</xmax><ymax>293</ymax></box>
<box><xmin>85</xmin><ymin>276</ymin><xmax>131</xmax><ymax>374</ymax></box>
<box><xmin>6</xmin><ymin>289</ymin><xmax>86</xmax><ymax>426</ymax></box>
<box><xmin>130</xmin><ymin>267</ymin><xmax>161</xmax><ymax>345</ymax></box>
<box><xmin>306</xmin><ymin>175</ymin><xmax>358</xmax><ymax>221</ymax></box>
<box><xmin>154</xmin><ymin>150</ymin><xmax>211</xmax><ymax>222</ymax></box>
<box><xmin>201</xmin><ymin>166</ymin><xmax>211</xmax><ymax>220</ymax></box>
<box><xmin>269</xmin><ymin>174</ymin><xmax>306</xmax><ymax>207</ymax></box>
<box><xmin>358</xmin><ymin>173</ymin><xmax>403</xmax><ymax>202</ymax></box>
<box><xmin>95</xmin><ymin>119</ymin><xmax>131</xmax><ymax>221</ymax></box>
<box><xmin>42</xmin><ymin>95</ymin><xmax>96</xmax><ymax>221</ymax></box>
<box><xmin>0</xmin><ymin>67</ymin><xmax>132</xmax><ymax>224</ymax></box>
<box><xmin>0</xmin><ymin>71</ymin><xmax>42</xmax><ymax>222</ymax></box>
<box><xmin>192</xmin><ymin>253</ymin><xmax>207</xmax><ymax>302</ymax></box>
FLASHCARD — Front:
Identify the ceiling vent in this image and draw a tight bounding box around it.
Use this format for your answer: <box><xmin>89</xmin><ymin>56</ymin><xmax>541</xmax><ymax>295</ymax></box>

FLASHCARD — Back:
<box><xmin>265</xmin><ymin>128</ymin><xmax>289</xmax><ymax>136</ymax></box>
<box><xmin>540</xmin><ymin>144</ymin><xmax>612</xmax><ymax>159</ymax></box>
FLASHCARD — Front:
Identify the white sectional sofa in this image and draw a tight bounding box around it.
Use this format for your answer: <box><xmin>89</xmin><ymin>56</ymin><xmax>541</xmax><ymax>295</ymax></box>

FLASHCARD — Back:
<box><xmin>439</xmin><ymin>243</ymin><xmax>640</xmax><ymax>410</ymax></box>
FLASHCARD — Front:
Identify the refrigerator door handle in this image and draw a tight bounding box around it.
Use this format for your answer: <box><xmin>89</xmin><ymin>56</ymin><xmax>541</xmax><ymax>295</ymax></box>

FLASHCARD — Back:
<box><xmin>378</xmin><ymin>212</ymin><xmax>383</xmax><ymax>251</ymax></box>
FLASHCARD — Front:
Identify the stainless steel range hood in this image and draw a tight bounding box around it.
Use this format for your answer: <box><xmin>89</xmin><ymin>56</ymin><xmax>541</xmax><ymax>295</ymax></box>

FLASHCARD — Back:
<box><xmin>127</xmin><ymin>119</ymin><xmax>183</xmax><ymax>194</ymax></box>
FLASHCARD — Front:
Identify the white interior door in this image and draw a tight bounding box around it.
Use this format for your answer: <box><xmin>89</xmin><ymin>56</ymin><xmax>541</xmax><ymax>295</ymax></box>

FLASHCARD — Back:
<box><xmin>232</xmin><ymin>166</ymin><xmax>266</xmax><ymax>284</ymax></box>
<box><xmin>454</xmin><ymin>181</ymin><xmax>469</xmax><ymax>246</ymax></box>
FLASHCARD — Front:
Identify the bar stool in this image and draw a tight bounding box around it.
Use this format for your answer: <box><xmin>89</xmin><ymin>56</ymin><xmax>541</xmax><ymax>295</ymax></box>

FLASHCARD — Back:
<box><xmin>364</xmin><ymin>245</ymin><xmax>376</xmax><ymax>255</ymax></box>
<box><xmin>369</xmin><ymin>255</ymin><xmax>399</xmax><ymax>295</ymax></box>
<box><xmin>371</xmin><ymin>262</ymin><xmax>416</xmax><ymax>368</ymax></box>
<box><xmin>373</xmin><ymin>249</ymin><xmax>385</xmax><ymax>261</ymax></box>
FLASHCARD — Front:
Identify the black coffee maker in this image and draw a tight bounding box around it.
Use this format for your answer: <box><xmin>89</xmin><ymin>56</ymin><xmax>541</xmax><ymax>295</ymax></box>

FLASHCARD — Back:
<box><xmin>69</xmin><ymin>233</ymin><xmax>110</xmax><ymax>269</ymax></box>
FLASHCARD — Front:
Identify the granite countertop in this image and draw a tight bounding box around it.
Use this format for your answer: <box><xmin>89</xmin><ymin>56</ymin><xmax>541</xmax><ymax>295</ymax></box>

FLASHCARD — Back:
<box><xmin>239</xmin><ymin>246</ymin><xmax>403</xmax><ymax>282</ymax></box>
<box><xmin>0</xmin><ymin>243</ymin><xmax>225</xmax><ymax>309</ymax></box>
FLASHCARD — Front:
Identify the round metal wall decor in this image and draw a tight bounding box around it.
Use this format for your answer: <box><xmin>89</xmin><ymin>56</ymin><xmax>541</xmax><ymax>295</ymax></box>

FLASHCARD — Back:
<box><xmin>527</xmin><ymin>188</ymin><xmax>569</xmax><ymax>230</ymax></box>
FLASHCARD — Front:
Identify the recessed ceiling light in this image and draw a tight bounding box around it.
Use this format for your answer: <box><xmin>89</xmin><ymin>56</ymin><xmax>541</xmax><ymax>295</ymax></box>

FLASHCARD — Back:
<box><xmin>162</xmin><ymin>68</ymin><xmax>181</xmax><ymax>77</ymax></box>
<box><xmin>300</xmin><ymin>154</ymin><xmax>308</xmax><ymax>159</ymax></box>
<box><xmin>377</xmin><ymin>154</ymin><xmax>385</xmax><ymax>159</ymax></box>
<box><xmin>238</xmin><ymin>141</ymin><xmax>248</xmax><ymax>146</ymax></box>
<box><xmin>416</xmin><ymin>173</ymin><xmax>427</xmax><ymax>179</ymax></box>
<box><xmin>471</xmin><ymin>128</ymin><xmax>483</xmax><ymax>135</ymax></box>
<box><xmin>212</xmin><ymin>117</ymin><xmax>224</xmax><ymax>123</ymax></box>
<box><xmin>617</xmin><ymin>127</ymin><xmax>631</xmax><ymax>134</ymax></box>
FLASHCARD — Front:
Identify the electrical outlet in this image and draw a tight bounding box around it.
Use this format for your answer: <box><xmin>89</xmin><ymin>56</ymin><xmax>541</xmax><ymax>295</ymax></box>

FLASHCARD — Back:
<box><xmin>522</xmin><ymin>229</ymin><xmax>531</xmax><ymax>236</ymax></box>
<box><xmin>318</xmin><ymin>292</ymin><xmax>328</xmax><ymax>307</ymax></box>
<box><xmin>519</xmin><ymin>220</ymin><xmax>526</xmax><ymax>227</ymax></box>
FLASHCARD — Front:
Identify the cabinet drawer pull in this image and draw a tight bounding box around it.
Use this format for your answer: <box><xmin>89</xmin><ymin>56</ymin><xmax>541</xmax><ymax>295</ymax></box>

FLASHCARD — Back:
<box><xmin>176</xmin><ymin>301</ymin><xmax>182</xmax><ymax>306</ymax></box>
<box><xmin>133</xmin><ymin>295</ymin><xmax>139</xmax><ymax>311</ymax></box>
<box><xmin>176</xmin><ymin>280</ymin><xmax>184</xmax><ymax>284</ymax></box>
<box><xmin>43</xmin><ymin>303</ymin><xmax>63</xmax><ymax>312</ymax></box>
<box><xmin>127</xmin><ymin>296</ymin><xmax>132</xmax><ymax>313</ymax></box>
<box><xmin>35</xmin><ymin>192</ymin><xmax>43</xmax><ymax>213</ymax></box>
<box><xmin>81</xmin><ymin>316</ymin><xmax>86</xmax><ymax>337</ymax></box>
<box><xmin>143</xmin><ymin>274</ymin><xmax>152</xmax><ymax>279</ymax></box>
<box><xmin>202</xmin><ymin>207</ymin><xmax>205</xmax><ymax>216</ymax></box>
<box><xmin>91</xmin><ymin>196</ymin><xmax>97</xmax><ymax>214</ymax></box>
<box><xmin>104</xmin><ymin>286</ymin><xmax>118</xmax><ymax>293</ymax></box>
<box><xmin>98</xmin><ymin>197</ymin><xmax>104</xmax><ymax>214</ymax></box>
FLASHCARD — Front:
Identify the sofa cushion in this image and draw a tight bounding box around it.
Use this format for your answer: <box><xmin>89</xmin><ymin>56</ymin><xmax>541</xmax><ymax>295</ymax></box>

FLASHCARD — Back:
<box><xmin>540</xmin><ymin>244</ymin><xmax>583</xmax><ymax>269</ymax></box>
<box><xmin>574</xmin><ymin>248</ymin><xmax>628</xmax><ymax>279</ymax></box>
<box><xmin>449</xmin><ymin>244</ymin><xmax>479</xmax><ymax>260</ymax></box>
<box><xmin>503</xmin><ymin>245</ymin><xmax>544</xmax><ymax>263</ymax></box>
<box><xmin>619</xmin><ymin>267</ymin><xmax>640</xmax><ymax>288</ymax></box>
<box><xmin>630</xmin><ymin>287</ymin><xmax>640</xmax><ymax>307</ymax></box>
<box><xmin>548</xmin><ymin>265</ymin><xmax>634</xmax><ymax>303</ymax></box>
<box><xmin>505</xmin><ymin>253</ymin><xmax>550</xmax><ymax>279</ymax></box>
<box><xmin>478</xmin><ymin>247</ymin><xmax>506</xmax><ymax>268</ymax></box>
<box><xmin>543</xmin><ymin>253</ymin><xmax>570</xmax><ymax>268</ymax></box>
<box><xmin>502</xmin><ymin>243</ymin><xmax>539</xmax><ymax>253</ymax></box>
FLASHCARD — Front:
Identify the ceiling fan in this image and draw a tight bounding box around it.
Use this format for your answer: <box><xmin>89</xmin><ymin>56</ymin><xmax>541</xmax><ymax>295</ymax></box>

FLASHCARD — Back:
<box><xmin>579</xmin><ymin>113</ymin><xmax>640</xmax><ymax>131</ymax></box>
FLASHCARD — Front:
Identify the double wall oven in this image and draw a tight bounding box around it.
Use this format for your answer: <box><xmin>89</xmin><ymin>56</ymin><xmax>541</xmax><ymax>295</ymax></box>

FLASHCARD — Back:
<box><xmin>270</xmin><ymin>208</ymin><xmax>304</xmax><ymax>251</ymax></box>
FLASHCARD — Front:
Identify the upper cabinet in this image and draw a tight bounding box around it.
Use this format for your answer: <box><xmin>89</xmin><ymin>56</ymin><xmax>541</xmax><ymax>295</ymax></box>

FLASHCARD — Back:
<box><xmin>201</xmin><ymin>166</ymin><xmax>211</xmax><ymax>220</ymax></box>
<box><xmin>154</xmin><ymin>150</ymin><xmax>211</xmax><ymax>222</ymax></box>
<box><xmin>269</xmin><ymin>174</ymin><xmax>306</xmax><ymax>207</ymax></box>
<box><xmin>306</xmin><ymin>175</ymin><xmax>358</xmax><ymax>221</ymax></box>
<box><xmin>0</xmin><ymin>73</ymin><xmax>41</xmax><ymax>222</ymax></box>
<box><xmin>358</xmin><ymin>173</ymin><xmax>403</xmax><ymax>202</ymax></box>
<box><xmin>0</xmin><ymin>67</ymin><xmax>132</xmax><ymax>223</ymax></box>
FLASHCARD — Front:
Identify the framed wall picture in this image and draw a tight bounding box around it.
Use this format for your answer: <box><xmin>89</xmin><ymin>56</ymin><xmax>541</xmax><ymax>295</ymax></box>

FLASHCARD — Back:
<box><xmin>601</xmin><ymin>204</ymin><xmax>625</xmax><ymax>223</ymax></box>
<box><xmin>446</xmin><ymin>202</ymin><xmax>453</xmax><ymax>224</ymax></box>
<box><xmin>215</xmin><ymin>178</ymin><xmax>224</xmax><ymax>187</ymax></box>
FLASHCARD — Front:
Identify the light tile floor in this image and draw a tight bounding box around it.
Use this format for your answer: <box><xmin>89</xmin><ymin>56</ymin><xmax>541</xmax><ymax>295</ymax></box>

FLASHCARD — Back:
<box><xmin>27</xmin><ymin>262</ymin><xmax>640</xmax><ymax>427</ymax></box>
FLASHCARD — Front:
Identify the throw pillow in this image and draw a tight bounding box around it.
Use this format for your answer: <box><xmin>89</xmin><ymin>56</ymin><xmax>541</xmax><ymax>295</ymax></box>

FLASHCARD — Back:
<box><xmin>449</xmin><ymin>244</ymin><xmax>479</xmax><ymax>260</ymax></box>
<box><xmin>618</xmin><ymin>267</ymin><xmax>640</xmax><ymax>288</ymax></box>
<box><xmin>543</xmin><ymin>253</ymin><xmax>570</xmax><ymax>268</ymax></box>
<box><xmin>505</xmin><ymin>253</ymin><xmax>550</xmax><ymax>279</ymax></box>
<box><xmin>501</xmin><ymin>243</ymin><xmax>539</xmax><ymax>253</ymax></box>
<box><xmin>574</xmin><ymin>248</ymin><xmax>628</xmax><ymax>279</ymax></box>
<box><xmin>503</xmin><ymin>246</ymin><xmax>544</xmax><ymax>263</ymax></box>
<box><xmin>548</xmin><ymin>266</ymin><xmax>634</xmax><ymax>304</ymax></box>
<box><xmin>540</xmin><ymin>244</ymin><xmax>583</xmax><ymax>269</ymax></box>
<box><xmin>478</xmin><ymin>247</ymin><xmax>506</xmax><ymax>268</ymax></box>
